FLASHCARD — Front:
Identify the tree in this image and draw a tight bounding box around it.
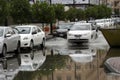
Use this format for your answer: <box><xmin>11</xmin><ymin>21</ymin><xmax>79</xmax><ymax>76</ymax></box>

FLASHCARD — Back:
<box><xmin>0</xmin><ymin>0</ymin><xmax>8</xmax><ymax>25</ymax></box>
<box><xmin>96</xmin><ymin>5</ymin><xmax>112</xmax><ymax>19</ymax></box>
<box><xmin>53</xmin><ymin>4</ymin><xmax>65</xmax><ymax>21</ymax></box>
<box><xmin>65</xmin><ymin>7</ymin><xmax>77</xmax><ymax>21</ymax></box>
<box><xmin>31</xmin><ymin>2</ymin><xmax>41</xmax><ymax>23</ymax></box>
<box><xmin>10</xmin><ymin>0</ymin><xmax>31</xmax><ymax>24</ymax></box>
<box><xmin>85</xmin><ymin>6</ymin><xmax>98</xmax><ymax>20</ymax></box>
<box><xmin>39</xmin><ymin>2</ymin><xmax>55</xmax><ymax>23</ymax></box>
<box><xmin>76</xmin><ymin>8</ymin><xmax>85</xmax><ymax>20</ymax></box>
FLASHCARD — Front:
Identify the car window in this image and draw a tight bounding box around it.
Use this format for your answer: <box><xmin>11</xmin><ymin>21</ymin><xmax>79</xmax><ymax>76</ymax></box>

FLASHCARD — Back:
<box><xmin>71</xmin><ymin>25</ymin><xmax>91</xmax><ymax>30</ymax></box>
<box><xmin>0</xmin><ymin>28</ymin><xmax>3</xmax><ymax>37</ymax></box>
<box><xmin>16</xmin><ymin>27</ymin><xmax>31</xmax><ymax>34</ymax></box>
<box><xmin>37</xmin><ymin>27</ymin><xmax>41</xmax><ymax>32</ymax></box>
<box><xmin>32</xmin><ymin>27</ymin><xmax>37</xmax><ymax>33</ymax></box>
<box><xmin>5</xmin><ymin>28</ymin><xmax>13</xmax><ymax>34</ymax></box>
<box><xmin>59</xmin><ymin>24</ymin><xmax>72</xmax><ymax>29</ymax></box>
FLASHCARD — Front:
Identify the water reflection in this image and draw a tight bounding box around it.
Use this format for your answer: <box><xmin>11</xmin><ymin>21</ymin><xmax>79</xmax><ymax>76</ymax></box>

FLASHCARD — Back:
<box><xmin>19</xmin><ymin>51</ymin><xmax>46</xmax><ymax>71</ymax></box>
<box><xmin>2</xmin><ymin>46</ymin><xmax>120</xmax><ymax>80</ymax></box>
<box><xmin>0</xmin><ymin>57</ymin><xmax>19</xmax><ymax>80</ymax></box>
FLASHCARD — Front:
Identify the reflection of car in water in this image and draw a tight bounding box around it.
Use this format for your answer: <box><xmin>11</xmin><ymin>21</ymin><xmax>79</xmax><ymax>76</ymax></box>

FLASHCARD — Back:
<box><xmin>19</xmin><ymin>51</ymin><xmax>46</xmax><ymax>71</ymax></box>
<box><xmin>69</xmin><ymin>54</ymin><xmax>93</xmax><ymax>63</ymax></box>
<box><xmin>53</xmin><ymin>47</ymin><xmax>96</xmax><ymax>63</ymax></box>
<box><xmin>0</xmin><ymin>57</ymin><xmax>19</xmax><ymax>80</ymax></box>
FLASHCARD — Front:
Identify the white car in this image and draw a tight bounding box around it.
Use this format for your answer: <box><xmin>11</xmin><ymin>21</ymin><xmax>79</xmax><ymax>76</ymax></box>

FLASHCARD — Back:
<box><xmin>0</xmin><ymin>27</ymin><xmax>21</xmax><ymax>57</ymax></box>
<box><xmin>15</xmin><ymin>25</ymin><xmax>46</xmax><ymax>49</ymax></box>
<box><xmin>67</xmin><ymin>23</ymin><xmax>97</xmax><ymax>43</ymax></box>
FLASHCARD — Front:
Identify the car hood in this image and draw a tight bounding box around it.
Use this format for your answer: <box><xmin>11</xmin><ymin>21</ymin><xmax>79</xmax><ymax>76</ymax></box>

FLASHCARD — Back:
<box><xmin>19</xmin><ymin>34</ymin><xmax>31</xmax><ymax>39</ymax></box>
<box><xmin>68</xmin><ymin>30</ymin><xmax>92</xmax><ymax>35</ymax></box>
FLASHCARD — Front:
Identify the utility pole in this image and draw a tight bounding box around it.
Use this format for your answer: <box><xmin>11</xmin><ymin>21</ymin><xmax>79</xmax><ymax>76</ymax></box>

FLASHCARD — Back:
<box><xmin>49</xmin><ymin>0</ymin><xmax>53</xmax><ymax>34</ymax></box>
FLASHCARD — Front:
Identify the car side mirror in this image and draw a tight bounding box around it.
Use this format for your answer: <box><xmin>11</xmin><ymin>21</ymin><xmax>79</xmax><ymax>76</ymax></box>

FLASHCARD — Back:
<box><xmin>68</xmin><ymin>29</ymin><xmax>70</xmax><ymax>31</ymax></box>
<box><xmin>5</xmin><ymin>33</ymin><xmax>12</xmax><ymax>37</ymax></box>
<box><xmin>32</xmin><ymin>31</ymin><xmax>37</xmax><ymax>34</ymax></box>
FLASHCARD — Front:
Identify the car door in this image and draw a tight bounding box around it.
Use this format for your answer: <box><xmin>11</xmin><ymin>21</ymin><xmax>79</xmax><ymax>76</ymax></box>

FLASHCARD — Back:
<box><xmin>31</xmin><ymin>27</ymin><xmax>38</xmax><ymax>46</ymax></box>
<box><xmin>4</xmin><ymin>28</ymin><xmax>16</xmax><ymax>52</ymax></box>
<box><xmin>36</xmin><ymin>27</ymin><xmax>43</xmax><ymax>44</ymax></box>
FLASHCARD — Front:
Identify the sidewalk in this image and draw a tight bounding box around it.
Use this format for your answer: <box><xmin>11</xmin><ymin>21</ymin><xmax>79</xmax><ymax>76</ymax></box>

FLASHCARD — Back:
<box><xmin>46</xmin><ymin>34</ymin><xmax>53</xmax><ymax>40</ymax></box>
<box><xmin>45</xmin><ymin>32</ymin><xmax>54</xmax><ymax>40</ymax></box>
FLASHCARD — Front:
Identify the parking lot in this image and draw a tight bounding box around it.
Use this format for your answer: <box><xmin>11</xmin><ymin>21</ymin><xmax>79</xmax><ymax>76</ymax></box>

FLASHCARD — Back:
<box><xmin>0</xmin><ymin>31</ymin><xmax>120</xmax><ymax>80</ymax></box>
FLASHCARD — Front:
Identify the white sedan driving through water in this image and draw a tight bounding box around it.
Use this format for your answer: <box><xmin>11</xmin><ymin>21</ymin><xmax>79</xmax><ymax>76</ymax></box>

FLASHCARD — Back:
<box><xmin>67</xmin><ymin>23</ymin><xmax>98</xmax><ymax>43</ymax></box>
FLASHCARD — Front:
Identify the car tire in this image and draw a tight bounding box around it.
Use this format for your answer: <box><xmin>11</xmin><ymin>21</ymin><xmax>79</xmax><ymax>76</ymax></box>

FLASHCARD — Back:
<box><xmin>2</xmin><ymin>45</ymin><xmax>7</xmax><ymax>57</ymax></box>
<box><xmin>15</xmin><ymin>42</ymin><xmax>21</xmax><ymax>54</ymax></box>
<box><xmin>30</xmin><ymin>41</ymin><xmax>34</xmax><ymax>50</ymax></box>
<box><xmin>41</xmin><ymin>39</ymin><xmax>45</xmax><ymax>48</ymax></box>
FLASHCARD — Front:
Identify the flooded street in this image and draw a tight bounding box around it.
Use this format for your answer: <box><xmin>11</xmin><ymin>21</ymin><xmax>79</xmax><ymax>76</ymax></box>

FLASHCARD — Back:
<box><xmin>0</xmin><ymin>31</ymin><xmax>120</xmax><ymax>80</ymax></box>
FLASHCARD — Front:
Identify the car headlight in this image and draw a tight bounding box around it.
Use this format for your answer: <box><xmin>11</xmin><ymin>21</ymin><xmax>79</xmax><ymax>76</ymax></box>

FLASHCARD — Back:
<box><xmin>23</xmin><ymin>37</ymin><xmax>29</xmax><ymax>40</ymax></box>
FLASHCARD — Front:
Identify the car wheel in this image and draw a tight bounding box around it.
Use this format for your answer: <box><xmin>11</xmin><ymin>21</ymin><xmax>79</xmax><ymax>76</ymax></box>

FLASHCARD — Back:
<box><xmin>41</xmin><ymin>39</ymin><xmax>45</xmax><ymax>48</ymax></box>
<box><xmin>30</xmin><ymin>41</ymin><xmax>34</xmax><ymax>50</ymax></box>
<box><xmin>2</xmin><ymin>45</ymin><xmax>7</xmax><ymax>57</ymax></box>
<box><xmin>15</xmin><ymin>42</ymin><xmax>20</xmax><ymax>54</ymax></box>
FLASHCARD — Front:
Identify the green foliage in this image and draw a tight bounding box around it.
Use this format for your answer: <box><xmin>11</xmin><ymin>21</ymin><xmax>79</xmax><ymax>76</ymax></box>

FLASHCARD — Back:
<box><xmin>0</xmin><ymin>0</ymin><xmax>7</xmax><ymax>24</ymax></box>
<box><xmin>10</xmin><ymin>0</ymin><xmax>31</xmax><ymax>24</ymax></box>
<box><xmin>31</xmin><ymin>2</ymin><xmax>41</xmax><ymax>22</ymax></box>
<box><xmin>53</xmin><ymin>4</ymin><xmax>65</xmax><ymax>21</ymax></box>
<box><xmin>76</xmin><ymin>8</ymin><xmax>85</xmax><ymax>20</ymax></box>
<box><xmin>0</xmin><ymin>1</ymin><xmax>112</xmax><ymax>25</ymax></box>
<box><xmin>39</xmin><ymin>2</ymin><xmax>55</xmax><ymax>23</ymax></box>
<box><xmin>65</xmin><ymin>7</ymin><xmax>77</xmax><ymax>21</ymax></box>
<box><xmin>85</xmin><ymin>5</ymin><xmax>112</xmax><ymax>19</ymax></box>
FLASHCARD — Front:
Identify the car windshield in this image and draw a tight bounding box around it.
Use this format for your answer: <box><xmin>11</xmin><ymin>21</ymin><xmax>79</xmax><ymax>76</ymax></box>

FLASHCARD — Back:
<box><xmin>0</xmin><ymin>28</ymin><xmax>4</xmax><ymax>37</ymax></box>
<box><xmin>15</xmin><ymin>27</ymin><xmax>31</xmax><ymax>34</ymax></box>
<box><xmin>70</xmin><ymin>25</ymin><xmax>91</xmax><ymax>30</ymax></box>
<box><xmin>59</xmin><ymin>24</ymin><xmax>73</xmax><ymax>29</ymax></box>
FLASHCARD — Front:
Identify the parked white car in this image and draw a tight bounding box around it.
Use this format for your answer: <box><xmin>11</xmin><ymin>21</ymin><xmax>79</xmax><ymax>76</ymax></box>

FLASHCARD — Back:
<box><xmin>15</xmin><ymin>25</ymin><xmax>46</xmax><ymax>49</ymax></box>
<box><xmin>0</xmin><ymin>27</ymin><xmax>21</xmax><ymax>57</ymax></box>
<box><xmin>67</xmin><ymin>23</ymin><xmax>98</xmax><ymax>43</ymax></box>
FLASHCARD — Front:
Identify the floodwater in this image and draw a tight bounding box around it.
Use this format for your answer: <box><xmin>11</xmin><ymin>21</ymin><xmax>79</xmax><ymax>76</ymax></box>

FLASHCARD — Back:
<box><xmin>0</xmin><ymin>31</ymin><xmax>120</xmax><ymax>80</ymax></box>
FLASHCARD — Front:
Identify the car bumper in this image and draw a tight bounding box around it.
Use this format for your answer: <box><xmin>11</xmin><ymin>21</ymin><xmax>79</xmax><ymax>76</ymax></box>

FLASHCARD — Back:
<box><xmin>68</xmin><ymin>39</ymin><xmax>89</xmax><ymax>43</ymax></box>
<box><xmin>67</xmin><ymin>36</ymin><xmax>91</xmax><ymax>43</ymax></box>
<box><xmin>21</xmin><ymin>40</ymin><xmax>31</xmax><ymax>48</ymax></box>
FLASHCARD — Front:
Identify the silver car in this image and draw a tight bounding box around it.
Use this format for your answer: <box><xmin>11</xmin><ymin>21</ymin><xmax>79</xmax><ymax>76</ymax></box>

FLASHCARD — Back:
<box><xmin>0</xmin><ymin>26</ymin><xmax>21</xmax><ymax>57</ymax></box>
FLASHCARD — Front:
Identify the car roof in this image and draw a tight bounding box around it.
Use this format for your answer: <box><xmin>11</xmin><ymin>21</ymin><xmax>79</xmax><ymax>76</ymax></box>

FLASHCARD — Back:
<box><xmin>0</xmin><ymin>26</ymin><xmax>11</xmax><ymax>28</ymax></box>
<box><xmin>74</xmin><ymin>22</ymin><xmax>91</xmax><ymax>25</ymax></box>
<box><xmin>15</xmin><ymin>25</ymin><xmax>37</xmax><ymax>28</ymax></box>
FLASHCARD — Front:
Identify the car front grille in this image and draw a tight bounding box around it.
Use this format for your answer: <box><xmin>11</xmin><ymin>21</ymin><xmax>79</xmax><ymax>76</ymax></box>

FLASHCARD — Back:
<box><xmin>74</xmin><ymin>35</ymin><xmax>81</xmax><ymax>37</ymax></box>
